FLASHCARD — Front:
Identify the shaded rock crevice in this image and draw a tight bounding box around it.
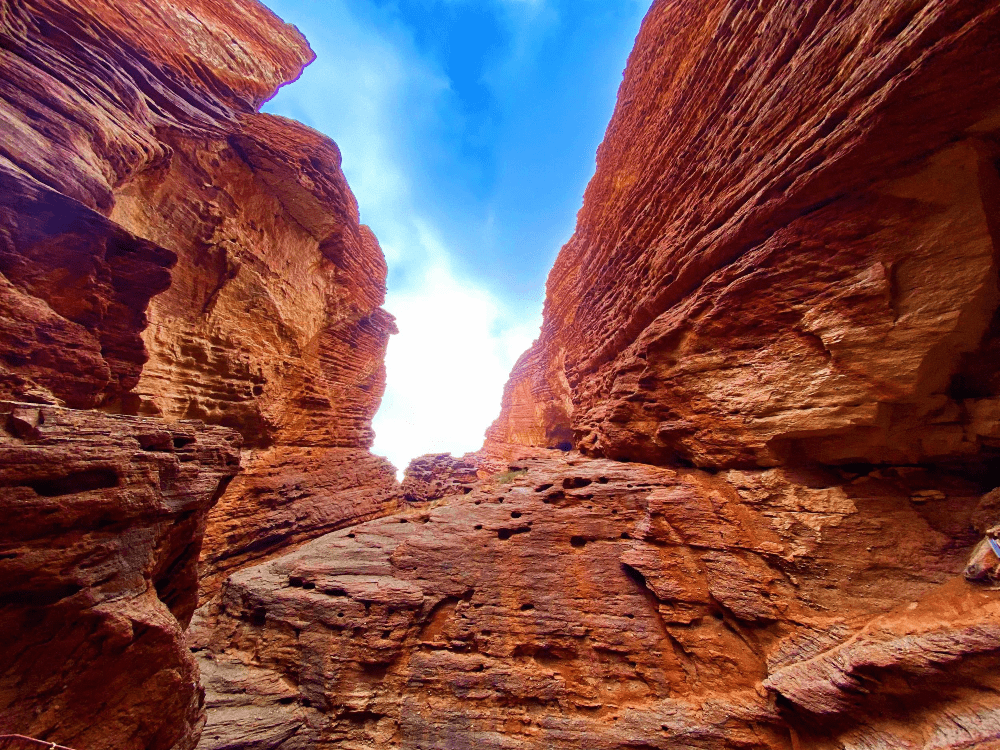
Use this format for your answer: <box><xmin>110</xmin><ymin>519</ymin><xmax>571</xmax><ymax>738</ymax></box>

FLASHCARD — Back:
<box><xmin>0</xmin><ymin>402</ymin><xmax>240</xmax><ymax>750</ymax></box>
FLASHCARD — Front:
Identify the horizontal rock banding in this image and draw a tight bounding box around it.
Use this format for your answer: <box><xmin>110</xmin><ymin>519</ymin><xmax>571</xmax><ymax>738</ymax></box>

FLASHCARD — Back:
<box><xmin>486</xmin><ymin>0</ymin><xmax>1000</xmax><ymax>472</ymax></box>
<box><xmin>198</xmin><ymin>452</ymin><xmax>1000</xmax><ymax>748</ymax></box>
<box><xmin>0</xmin><ymin>403</ymin><xmax>240</xmax><ymax>750</ymax></box>
<box><xmin>0</xmin><ymin>0</ymin><xmax>399</xmax><ymax>744</ymax></box>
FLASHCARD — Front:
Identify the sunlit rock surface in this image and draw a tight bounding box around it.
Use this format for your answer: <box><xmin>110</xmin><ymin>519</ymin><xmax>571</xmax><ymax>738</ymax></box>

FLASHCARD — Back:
<box><xmin>6</xmin><ymin>0</ymin><xmax>1000</xmax><ymax>747</ymax></box>
<box><xmin>0</xmin><ymin>403</ymin><xmax>240</xmax><ymax>750</ymax></box>
<box><xmin>400</xmin><ymin>453</ymin><xmax>480</xmax><ymax>503</ymax></box>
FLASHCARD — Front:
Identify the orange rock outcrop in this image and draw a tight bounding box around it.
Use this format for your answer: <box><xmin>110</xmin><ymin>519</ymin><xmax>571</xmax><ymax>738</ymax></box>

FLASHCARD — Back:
<box><xmin>198</xmin><ymin>453</ymin><xmax>1000</xmax><ymax>748</ymax></box>
<box><xmin>0</xmin><ymin>403</ymin><xmax>240</xmax><ymax>749</ymax></box>
<box><xmin>487</xmin><ymin>0</ymin><xmax>1000</xmax><ymax>473</ymax></box>
<box><xmin>0</xmin><ymin>0</ymin><xmax>397</xmax><ymax>745</ymax></box>
<box><xmin>0</xmin><ymin>0</ymin><xmax>399</xmax><ymax>599</ymax></box>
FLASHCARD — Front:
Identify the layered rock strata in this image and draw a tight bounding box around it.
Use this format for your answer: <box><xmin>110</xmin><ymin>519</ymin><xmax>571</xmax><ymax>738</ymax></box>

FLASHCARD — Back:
<box><xmin>1</xmin><ymin>0</ymin><xmax>398</xmax><ymax>745</ymax></box>
<box><xmin>6</xmin><ymin>0</ymin><xmax>1000</xmax><ymax>748</ymax></box>
<box><xmin>0</xmin><ymin>0</ymin><xmax>399</xmax><ymax>598</ymax></box>
<box><xmin>194</xmin><ymin>0</ymin><xmax>1000</xmax><ymax>747</ymax></box>
<box><xmin>486</xmin><ymin>0</ymin><xmax>1000</xmax><ymax>473</ymax></box>
<box><xmin>0</xmin><ymin>403</ymin><xmax>240</xmax><ymax>750</ymax></box>
<box><xmin>197</xmin><ymin>452</ymin><xmax>1000</xmax><ymax>749</ymax></box>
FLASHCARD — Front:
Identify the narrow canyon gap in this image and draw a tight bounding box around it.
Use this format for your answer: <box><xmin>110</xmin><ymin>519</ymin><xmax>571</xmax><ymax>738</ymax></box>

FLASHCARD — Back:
<box><xmin>1</xmin><ymin>1</ymin><xmax>1000</xmax><ymax>750</ymax></box>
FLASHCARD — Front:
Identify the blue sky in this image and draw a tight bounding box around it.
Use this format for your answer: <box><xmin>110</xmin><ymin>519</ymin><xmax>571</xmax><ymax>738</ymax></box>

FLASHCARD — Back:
<box><xmin>261</xmin><ymin>0</ymin><xmax>650</xmax><ymax>473</ymax></box>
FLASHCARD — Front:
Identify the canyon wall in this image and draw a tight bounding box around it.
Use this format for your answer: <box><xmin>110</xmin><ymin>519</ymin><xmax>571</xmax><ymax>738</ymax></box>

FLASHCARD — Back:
<box><xmin>0</xmin><ymin>404</ymin><xmax>240</xmax><ymax>750</ymax></box>
<box><xmin>199</xmin><ymin>453</ymin><xmax>1000</xmax><ymax>749</ymax></box>
<box><xmin>486</xmin><ymin>0</ymin><xmax>1000</xmax><ymax>473</ymax></box>
<box><xmin>198</xmin><ymin>1</ymin><xmax>1000</xmax><ymax>748</ymax></box>
<box><xmin>0</xmin><ymin>0</ymin><xmax>397</xmax><ymax>746</ymax></box>
<box><xmin>5</xmin><ymin>0</ymin><xmax>1000</xmax><ymax>748</ymax></box>
<box><xmin>0</xmin><ymin>0</ymin><xmax>399</xmax><ymax>594</ymax></box>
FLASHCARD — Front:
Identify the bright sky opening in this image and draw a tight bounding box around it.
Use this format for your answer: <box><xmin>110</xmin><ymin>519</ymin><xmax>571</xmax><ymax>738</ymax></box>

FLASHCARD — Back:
<box><xmin>261</xmin><ymin>0</ymin><xmax>651</xmax><ymax>475</ymax></box>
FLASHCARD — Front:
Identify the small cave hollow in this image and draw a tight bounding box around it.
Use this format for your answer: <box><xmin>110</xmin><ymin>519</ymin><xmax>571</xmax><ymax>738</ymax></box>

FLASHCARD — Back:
<box><xmin>26</xmin><ymin>467</ymin><xmax>120</xmax><ymax>497</ymax></box>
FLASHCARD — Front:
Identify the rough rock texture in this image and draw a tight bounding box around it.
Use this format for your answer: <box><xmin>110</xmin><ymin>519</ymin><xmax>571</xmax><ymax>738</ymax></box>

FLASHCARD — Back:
<box><xmin>199</xmin><ymin>447</ymin><xmax>400</xmax><ymax>598</ymax></box>
<box><xmin>1</xmin><ymin>0</ymin><xmax>399</xmax><ymax>745</ymax></box>
<box><xmin>486</xmin><ymin>0</ymin><xmax>1000</xmax><ymax>472</ymax></box>
<box><xmin>192</xmin><ymin>1</ymin><xmax>1000</xmax><ymax>748</ymax></box>
<box><xmin>0</xmin><ymin>169</ymin><xmax>176</xmax><ymax>409</ymax></box>
<box><xmin>0</xmin><ymin>0</ymin><xmax>399</xmax><ymax>596</ymax></box>
<box><xmin>196</xmin><ymin>453</ymin><xmax>1000</xmax><ymax>749</ymax></box>
<box><xmin>8</xmin><ymin>0</ymin><xmax>1000</xmax><ymax>748</ymax></box>
<box><xmin>0</xmin><ymin>403</ymin><xmax>240</xmax><ymax>750</ymax></box>
<box><xmin>400</xmin><ymin>453</ymin><xmax>480</xmax><ymax>502</ymax></box>
<box><xmin>0</xmin><ymin>0</ymin><xmax>307</xmax><ymax>411</ymax></box>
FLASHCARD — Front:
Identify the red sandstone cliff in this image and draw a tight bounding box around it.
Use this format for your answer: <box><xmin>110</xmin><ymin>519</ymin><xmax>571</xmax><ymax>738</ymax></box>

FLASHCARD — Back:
<box><xmin>0</xmin><ymin>0</ymin><xmax>397</xmax><ymax>746</ymax></box>
<box><xmin>6</xmin><ymin>0</ymin><xmax>1000</xmax><ymax>748</ymax></box>
<box><xmin>197</xmin><ymin>1</ymin><xmax>1000</xmax><ymax>748</ymax></box>
<box><xmin>0</xmin><ymin>404</ymin><xmax>239</xmax><ymax>750</ymax></box>
<box><xmin>487</xmin><ymin>0</ymin><xmax>1000</xmax><ymax>473</ymax></box>
<box><xmin>0</xmin><ymin>0</ymin><xmax>399</xmax><ymax>599</ymax></box>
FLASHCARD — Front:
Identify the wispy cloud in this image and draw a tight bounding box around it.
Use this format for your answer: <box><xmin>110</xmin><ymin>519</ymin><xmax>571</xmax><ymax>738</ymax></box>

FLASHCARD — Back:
<box><xmin>263</xmin><ymin>0</ymin><xmax>542</xmax><ymax>474</ymax></box>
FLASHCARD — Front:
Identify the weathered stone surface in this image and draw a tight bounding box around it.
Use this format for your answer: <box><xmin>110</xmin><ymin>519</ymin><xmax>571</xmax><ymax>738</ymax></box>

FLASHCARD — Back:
<box><xmin>110</xmin><ymin>116</ymin><xmax>400</xmax><ymax>589</ymax></box>
<box><xmin>197</xmin><ymin>453</ymin><xmax>999</xmax><ymax>749</ymax></box>
<box><xmin>190</xmin><ymin>653</ymin><xmax>314</xmax><ymax>750</ymax></box>
<box><xmin>0</xmin><ymin>0</ymin><xmax>308</xmax><ymax>412</ymax></box>
<box><xmin>0</xmin><ymin>403</ymin><xmax>240</xmax><ymax>750</ymax></box>
<box><xmin>0</xmin><ymin>0</ymin><xmax>399</xmax><ymax>592</ymax></box>
<box><xmin>1</xmin><ymin>0</ymin><xmax>400</xmax><ymax>744</ymax></box>
<box><xmin>200</xmin><ymin>447</ymin><xmax>400</xmax><ymax>599</ymax></box>
<box><xmin>8</xmin><ymin>0</ymin><xmax>1000</xmax><ymax>748</ymax></box>
<box><xmin>486</xmin><ymin>0</ymin><xmax>1000</xmax><ymax>471</ymax></box>
<box><xmin>0</xmin><ymin>166</ymin><xmax>176</xmax><ymax>409</ymax></box>
<box><xmin>400</xmin><ymin>453</ymin><xmax>480</xmax><ymax>502</ymax></box>
<box><xmin>0</xmin><ymin>0</ymin><xmax>310</xmax><ymax>213</ymax></box>
<box><xmin>192</xmin><ymin>4</ymin><xmax>1000</xmax><ymax>747</ymax></box>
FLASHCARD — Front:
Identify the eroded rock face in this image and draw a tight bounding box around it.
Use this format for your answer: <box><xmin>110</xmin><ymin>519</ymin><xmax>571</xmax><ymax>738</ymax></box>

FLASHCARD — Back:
<box><xmin>197</xmin><ymin>453</ymin><xmax>1000</xmax><ymax>749</ymax></box>
<box><xmin>0</xmin><ymin>166</ymin><xmax>176</xmax><ymax>410</ymax></box>
<box><xmin>0</xmin><ymin>0</ymin><xmax>308</xmax><ymax>412</ymax></box>
<box><xmin>486</xmin><ymin>0</ymin><xmax>1000</xmax><ymax>472</ymax></box>
<box><xmin>111</xmin><ymin>114</ymin><xmax>401</xmax><ymax>592</ymax></box>
<box><xmin>400</xmin><ymin>453</ymin><xmax>480</xmax><ymax>502</ymax></box>
<box><xmin>199</xmin><ymin>447</ymin><xmax>400</xmax><ymax>598</ymax></box>
<box><xmin>0</xmin><ymin>0</ymin><xmax>399</xmax><ymax>596</ymax></box>
<box><xmin>0</xmin><ymin>403</ymin><xmax>240</xmax><ymax>750</ymax></box>
<box><xmin>192</xmin><ymin>1</ymin><xmax>1000</xmax><ymax>747</ymax></box>
<box><xmin>1</xmin><ymin>0</ymin><xmax>399</xmax><ymax>744</ymax></box>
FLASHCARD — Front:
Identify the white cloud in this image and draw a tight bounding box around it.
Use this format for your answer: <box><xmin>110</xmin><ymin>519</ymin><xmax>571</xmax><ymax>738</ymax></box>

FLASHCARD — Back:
<box><xmin>263</xmin><ymin>0</ymin><xmax>542</xmax><ymax>476</ymax></box>
<box><xmin>375</xmin><ymin>240</ymin><xmax>540</xmax><ymax>476</ymax></box>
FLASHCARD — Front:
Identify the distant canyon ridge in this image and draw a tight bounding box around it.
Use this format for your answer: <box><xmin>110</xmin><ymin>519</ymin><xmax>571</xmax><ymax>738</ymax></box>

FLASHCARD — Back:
<box><xmin>1</xmin><ymin>1</ymin><xmax>1000</xmax><ymax>749</ymax></box>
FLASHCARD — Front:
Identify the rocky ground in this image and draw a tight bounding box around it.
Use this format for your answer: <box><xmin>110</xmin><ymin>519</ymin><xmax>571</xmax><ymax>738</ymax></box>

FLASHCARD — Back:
<box><xmin>193</xmin><ymin>450</ymin><xmax>1000</xmax><ymax>749</ymax></box>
